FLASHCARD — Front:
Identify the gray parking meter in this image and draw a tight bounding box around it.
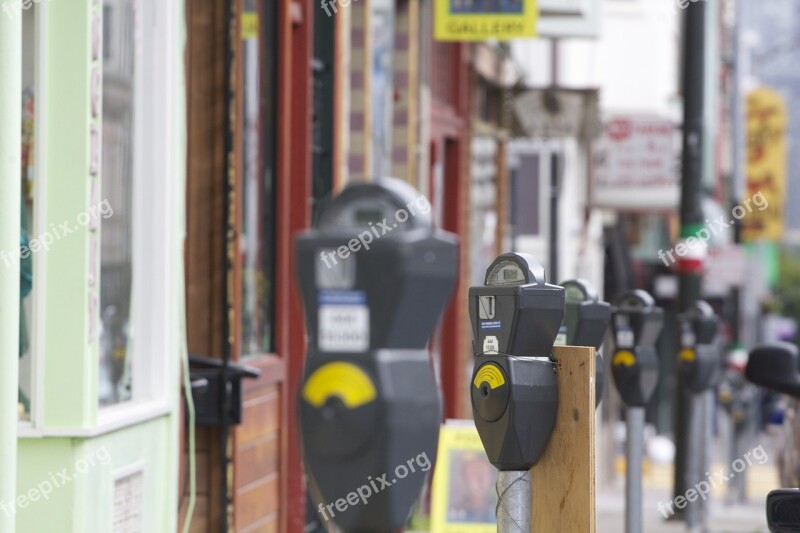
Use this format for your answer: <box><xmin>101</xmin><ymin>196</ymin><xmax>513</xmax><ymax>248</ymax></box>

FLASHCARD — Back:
<box><xmin>610</xmin><ymin>289</ymin><xmax>663</xmax><ymax>533</ymax></box>
<box><xmin>677</xmin><ymin>300</ymin><xmax>721</xmax><ymax>392</ymax></box>
<box><xmin>558</xmin><ymin>279</ymin><xmax>611</xmax><ymax>407</ymax></box>
<box><xmin>469</xmin><ymin>253</ymin><xmax>564</xmax><ymax>532</ymax></box>
<box><xmin>610</xmin><ymin>290</ymin><xmax>664</xmax><ymax>407</ymax></box>
<box><xmin>469</xmin><ymin>253</ymin><xmax>564</xmax><ymax>471</ymax></box>
<box><xmin>295</xmin><ymin>178</ymin><xmax>458</xmax><ymax>533</ymax></box>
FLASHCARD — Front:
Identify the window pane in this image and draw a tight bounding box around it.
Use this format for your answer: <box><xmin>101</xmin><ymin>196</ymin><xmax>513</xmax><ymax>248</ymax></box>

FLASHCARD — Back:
<box><xmin>18</xmin><ymin>8</ymin><xmax>37</xmax><ymax>421</ymax></box>
<box><xmin>99</xmin><ymin>0</ymin><xmax>135</xmax><ymax>406</ymax></box>
<box><xmin>239</xmin><ymin>0</ymin><xmax>277</xmax><ymax>357</ymax></box>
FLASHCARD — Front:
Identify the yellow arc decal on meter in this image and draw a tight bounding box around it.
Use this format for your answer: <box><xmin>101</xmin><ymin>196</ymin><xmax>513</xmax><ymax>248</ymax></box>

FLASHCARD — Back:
<box><xmin>678</xmin><ymin>348</ymin><xmax>696</xmax><ymax>362</ymax></box>
<box><xmin>613</xmin><ymin>350</ymin><xmax>636</xmax><ymax>368</ymax></box>
<box><xmin>302</xmin><ymin>362</ymin><xmax>377</xmax><ymax>409</ymax></box>
<box><xmin>473</xmin><ymin>363</ymin><xmax>506</xmax><ymax>390</ymax></box>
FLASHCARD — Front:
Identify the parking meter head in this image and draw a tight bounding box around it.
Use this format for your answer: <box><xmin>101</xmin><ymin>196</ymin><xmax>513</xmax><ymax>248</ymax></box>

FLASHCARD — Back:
<box><xmin>560</xmin><ymin>279</ymin><xmax>611</xmax><ymax>408</ymax></box>
<box><xmin>469</xmin><ymin>253</ymin><xmax>565</xmax><ymax>358</ymax></box>
<box><xmin>767</xmin><ymin>489</ymin><xmax>800</xmax><ymax>532</ymax></box>
<box><xmin>296</xmin><ymin>177</ymin><xmax>459</xmax><ymax>350</ymax></box>
<box><xmin>746</xmin><ymin>343</ymin><xmax>800</xmax><ymax>398</ymax></box>
<box><xmin>610</xmin><ymin>290</ymin><xmax>663</xmax><ymax>407</ymax></box>
<box><xmin>678</xmin><ymin>300</ymin><xmax>721</xmax><ymax>392</ymax></box>
<box><xmin>294</xmin><ymin>178</ymin><xmax>459</xmax><ymax>532</ymax></box>
<box><xmin>469</xmin><ymin>253</ymin><xmax>564</xmax><ymax>471</ymax></box>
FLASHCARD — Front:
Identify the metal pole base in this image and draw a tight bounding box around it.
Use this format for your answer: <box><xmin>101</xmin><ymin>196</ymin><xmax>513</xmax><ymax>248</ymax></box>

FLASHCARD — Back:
<box><xmin>496</xmin><ymin>470</ymin><xmax>531</xmax><ymax>533</ymax></box>
<box><xmin>625</xmin><ymin>407</ymin><xmax>645</xmax><ymax>533</ymax></box>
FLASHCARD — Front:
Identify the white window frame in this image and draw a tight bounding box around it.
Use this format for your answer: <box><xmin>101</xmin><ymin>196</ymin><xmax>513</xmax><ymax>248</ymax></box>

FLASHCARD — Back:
<box><xmin>95</xmin><ymin>0</ymin><xmax>177</xmax><ymax>427</ymax></box>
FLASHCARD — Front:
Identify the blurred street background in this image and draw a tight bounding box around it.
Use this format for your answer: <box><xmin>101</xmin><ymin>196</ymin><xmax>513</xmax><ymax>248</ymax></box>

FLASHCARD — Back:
<box><xmin>3</xmin><ymin>0</ymin><xmax>800</xmax><ymax>531</ymax></box>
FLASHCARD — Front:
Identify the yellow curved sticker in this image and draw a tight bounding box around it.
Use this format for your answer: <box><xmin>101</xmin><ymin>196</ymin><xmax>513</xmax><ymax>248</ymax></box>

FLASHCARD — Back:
<box><xmin>302</xmin><ymin>362</ymin><xmax>377</xmax><ymax>409</ymax></box>
<box><xmin>473</xmin><ymin>364</ymin><xmax>506</xmax><ymax>390</ymax></box>
<box><xmin>613</xmin><ymin>350</ymin><xmax>636</xmax><ymax>368</ymax></box>
<box><xmin>679</xmin><ymin>348</ymin><xmax>696</xmax><ymax>362</ymax></box>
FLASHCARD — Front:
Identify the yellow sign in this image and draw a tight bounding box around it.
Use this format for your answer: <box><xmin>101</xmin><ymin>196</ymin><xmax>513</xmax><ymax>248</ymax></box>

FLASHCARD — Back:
<box><xmin>435</xmin><ymin>0</ymin><xmax>537</xmax><ymax>42</ymax></box>
<box><xmin>301</xmin><ymin>362</ymin><xmax>377</xmax><ymax>409</ymax></box>
<box><xmin>431</xmin><ymin>423</ymin><xmax>496</xmax><ymax>533</ymax></box>
<box><xmin>612</xmin><ymin>350</ymin><xmax>636</xmax><ymax>368</ymax></box>
<box><xmin>472</xmin><ymin>364</ymin><xmax>506</xmax><ymax>390</ymax></box>
<box><xmin>743</xmin><ymin>87</ymin><xmax>787</xmax><ymax>241</ymax></box>
<box><xmin>678</xmin><ymin>348</ymin><xmax>696</xmax><ymax>362</ymax></box>
<box><xmin>241</xmin><ymin>12</ymin><xmax>259</xmax><ymax>40</ymax></box>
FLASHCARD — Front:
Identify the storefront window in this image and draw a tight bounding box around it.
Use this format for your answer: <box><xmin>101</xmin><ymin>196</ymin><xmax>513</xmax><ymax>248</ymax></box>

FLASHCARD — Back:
<box><xmin>18</xmin><ymin>8</ymin><xmax>38</xmax><ymax>421</ymax></box>
<box><xmin>239</xmin><ymin>0</ymin><xmax>277</xmax><ymax>357</ymax></box>
<box><xmin>99</xmin><ymin>0</ymin><xmax>135</xmax><ymax>406</ymax></box>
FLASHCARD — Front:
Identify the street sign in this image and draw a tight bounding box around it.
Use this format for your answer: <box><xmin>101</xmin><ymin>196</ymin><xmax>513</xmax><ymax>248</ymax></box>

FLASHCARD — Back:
<box><xmin>435</xmin><ymin>0</ymin><xmax>538</xmax><ymax>41</ymax></box>
<box><xmin>591</xmin><ymin>117</ymin><xmax>679</xmax><ymax>210</ymax></box>
<box><xmin>743</xmin><ymin>87</ymin><xmax>787</xmax><ymax>242</ymax></box>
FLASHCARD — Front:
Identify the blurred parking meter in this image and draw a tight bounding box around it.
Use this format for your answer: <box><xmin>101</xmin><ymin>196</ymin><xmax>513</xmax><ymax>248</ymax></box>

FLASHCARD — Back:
<box><xmin>719</xmin><ymin>344</ymin><xmax>757</xmax><ymax>503</ymax></box>
<box><xmin>610</xmin><ymin>290</ymin><xmax>664</xmax><ymax>533</ymax></box>
<box><xmin>557</xmin><ymin>279</ymin><xmax>611</xmax><ymax>408</ymax></box>
<box><xmin>677</xmin><ymin>301</ymin><xmax>720</xmax><ymax>528</ymax></box>
<box><xmin>746</xmin><ymin>344</ymin><xmax>800</xmax><ymax>532</ymax></box>
<box><xmin>469</xmin><ymin>253</ymin><xmax>565</xmax><ymax>533</ymax></box>
<box><xmin>294</xmin><ymin>178</ymin><xmax>458</xmax><ymax>533</ymax></box>
<box><xmin>677</xmin><ymin>301</ymin><xmax>720</xmax><ymax>392</ymax></box>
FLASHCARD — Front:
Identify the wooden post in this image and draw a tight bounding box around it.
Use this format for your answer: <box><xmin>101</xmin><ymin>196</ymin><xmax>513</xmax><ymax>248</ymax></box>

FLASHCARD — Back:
<box><xmin>531</xmin><ymin>345</ymin><xmax>596</xmax><ymax>533</ymax></box>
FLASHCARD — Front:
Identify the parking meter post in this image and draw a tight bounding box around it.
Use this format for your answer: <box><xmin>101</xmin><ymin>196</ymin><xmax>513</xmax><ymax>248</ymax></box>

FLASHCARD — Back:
<box><xmin>676</xmin><ymin>300</ymin><xmax>720</xmax><ymax>529</ymax></box>
<box><xmin>496</xmin><ymin>471</ymin><xmax>531</xmax><ymax>533</ymax></box>
<box><xmin>469</xmin><ymin>253</ymin><xmax>566</xmax><ymax>533</ymax></box>
<box><xmin>625</xmin><ymin>407</ymin><xmax>645</xmax><ymax>533</ymax></box>
<box><xmin>295</xmin><ymin>178</ymin><xmax>458</xmax><ymax>532</ymax></box>
<box><xmin>610</xmin><ymin>290</ymin><xmax>663</xmax><ymax>533</ymax></box>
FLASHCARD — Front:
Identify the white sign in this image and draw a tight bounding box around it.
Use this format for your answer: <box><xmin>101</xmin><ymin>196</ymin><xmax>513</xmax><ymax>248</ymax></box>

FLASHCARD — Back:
<box><xmin>319</xmin><ymin>305</ymin><xmax>370</xmax><ymax>353</ymax></box>
<box><xmin>592</xmin><ymin>117</ymin><xmax>679</xmax><ymax>210</ymax></box>
<box><xmin>483</xmin><ymin>336</ymin><xmax>499</xmax><ymax>355</ymax></box>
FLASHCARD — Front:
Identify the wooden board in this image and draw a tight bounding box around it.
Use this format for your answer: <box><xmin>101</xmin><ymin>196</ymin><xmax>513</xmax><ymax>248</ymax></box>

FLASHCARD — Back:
<box><xmin>531</xmin><ymin>345</ymin><xmax>596</xmax><ymax>533</ymax></box>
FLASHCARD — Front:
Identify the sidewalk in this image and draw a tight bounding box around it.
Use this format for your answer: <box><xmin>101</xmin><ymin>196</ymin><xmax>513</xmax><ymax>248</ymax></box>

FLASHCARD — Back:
<box><xmin>597</xmin><ymin>460</ymin><xmax>775</xmax><ymax>532</ymax></box>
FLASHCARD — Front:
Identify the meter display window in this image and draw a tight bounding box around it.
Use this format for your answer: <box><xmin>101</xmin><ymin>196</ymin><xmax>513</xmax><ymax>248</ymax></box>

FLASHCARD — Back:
<box><xmin>485</xmin><ymin>260</ymin><xmax>526</xmax><ymax>286</ymax></box>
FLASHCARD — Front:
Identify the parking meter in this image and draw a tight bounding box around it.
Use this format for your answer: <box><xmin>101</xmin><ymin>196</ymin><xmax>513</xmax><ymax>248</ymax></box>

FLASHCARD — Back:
<box><xmin>469</xmin><ymin>252</ymin><xmax>565</xmax><ymax>471</ymax></box>
<box><xmin>558</xmin><ymin>279</ymin><xmax>611</xmax><ymax>407</ymax></box>
<box><xmin>610</xmin><ymin>290</ymin><xmax>664</xmax><ymax>407</ymax></box>
<box><xmin>611</xmin><ymin>290</ymin><xmax>663</xmax><ymax>533</ymax></box>
<box><xmin>295</xmin><ymin>178</ymin><xmax>458</xmax><ymax>532</ymax></box>
<box><xmin>677</xmin><ymin>300</ymin><xmax>720</xmax><ymax>392</ymax></box>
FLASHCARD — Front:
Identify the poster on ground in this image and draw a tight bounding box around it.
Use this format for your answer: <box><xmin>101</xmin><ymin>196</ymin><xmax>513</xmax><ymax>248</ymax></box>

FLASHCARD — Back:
<box><xmin>431</xmin><ymin>421</ymin><xmax>496</xmax><ymax>533</ymax></box>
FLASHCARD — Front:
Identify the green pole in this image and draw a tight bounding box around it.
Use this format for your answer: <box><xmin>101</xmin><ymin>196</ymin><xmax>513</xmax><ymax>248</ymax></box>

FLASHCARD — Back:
<box><xmin>0</xmin><ymin>12</ymin><xmax>21</xmax><ymax>533</ymax></box>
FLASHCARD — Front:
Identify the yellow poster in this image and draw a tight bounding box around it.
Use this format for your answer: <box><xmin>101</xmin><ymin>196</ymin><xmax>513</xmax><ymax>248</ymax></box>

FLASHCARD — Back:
<box><xmin>743</xmin><ymin>87</ymin><xmax>787</xmax><ymax>241</ymax></box>
<box><xmin>435</xmin><ymin>0</ymin><xmax>537</xmax><ymax>41</ymax></box>
<box><xmin>430</xmin><ymin>422</ymin><xmax>496</xmax><ymax>533</ymax></box>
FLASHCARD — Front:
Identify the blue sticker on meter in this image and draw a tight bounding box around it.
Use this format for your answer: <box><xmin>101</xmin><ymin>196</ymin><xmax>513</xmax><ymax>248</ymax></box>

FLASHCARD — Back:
<box><xmin>319</xmin><ymin>290</ymin><xmax>366</xmax><ymax>305</ymax></box>
<box><xmin>480</xmin><ymin>320</ymin><xmax>502</xmax><ymax>330</ymax></box>
<box><xmin>318</xmin><ymin>290</ymin><xmax>369</xmax><ymax>352</ymax></box>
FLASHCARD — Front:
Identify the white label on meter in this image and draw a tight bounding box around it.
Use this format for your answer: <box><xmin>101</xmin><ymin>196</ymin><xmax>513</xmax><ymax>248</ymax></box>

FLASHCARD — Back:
<box><xmin>616</xmin><ymin>327</ymin><xmax>634</xmax><ymax>349</ymax></box>
<box><xmin>483</xmin><ymin>336</ymin><xmax>499</xmax><ymax>355</ymax></box>
<box><xmin>318</xmin><ymin>291</ymin><xmax>369</xmax><ymax>352</ymax></box>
